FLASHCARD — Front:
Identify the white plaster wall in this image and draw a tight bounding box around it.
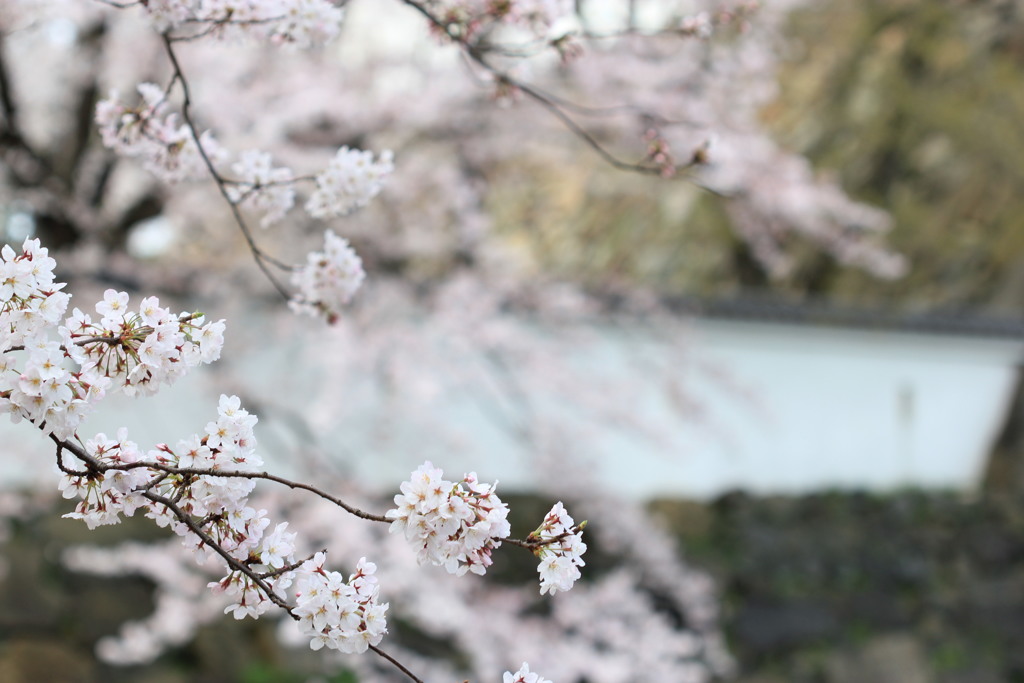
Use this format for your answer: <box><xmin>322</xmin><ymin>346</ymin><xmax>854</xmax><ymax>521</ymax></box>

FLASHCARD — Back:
<box><xmin>644</xmin><ymin>320</ymin><xmax>1023</xmax><ymax>499</ymax></box>
<box><xmin>1</xmin><ymin>317</ymin><xmax>1020</xmax><ymax>500</ymax></box>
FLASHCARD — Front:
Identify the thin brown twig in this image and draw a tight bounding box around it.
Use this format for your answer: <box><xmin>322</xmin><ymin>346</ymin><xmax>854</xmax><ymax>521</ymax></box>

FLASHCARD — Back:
<box><xmin>143</xmin><ymin>489</ymin><xmax>298</xmax><ymax>615</ymax></box>
<box><xmin>54</xmin><ymin>442</ymin><xmax>91</xmax><ymax>478</ymax></box>
<box><xmin>161</xmin><ymin>36</ymin><xmax>296</xmax><ymax>295</ymax></box>
<box><xmin>504</xmin><ymin>526</ymin><xmax>583</xmax><ymax>550</ymax></box>
<box><xmin>169</xmin><ymin>14</ymin><xmax>287</xmax><ymax>43</ymax></box>
<box><xmin>398</xmin><ymin>0</ymin><xmax>696</xmax><ymax>177</ymax></box>
<box><xmin>255</xmin><ymin>551</ymin><xmax>323</xmax><ymax>579</ymax></box>
<box><xmin>370</xmin><ymin>644</ymin><xmax>426</xmax><ymax>683</ymax></box>
<box><xmin>50</xmin><ymin>428</ymin><xmax>574</xmax><ymax>550</ymax></box>
<box><xmin>50</xmin><ymin>429</ymin><xmax>427</xmax><ymax>683</ymax></box>
<box><xmin>50</xmin><ymin>432</ymin><xmax>389</xmax><ymax>522</ymax></box>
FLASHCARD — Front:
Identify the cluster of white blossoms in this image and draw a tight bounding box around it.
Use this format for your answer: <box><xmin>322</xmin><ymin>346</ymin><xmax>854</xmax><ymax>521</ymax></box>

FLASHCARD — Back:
<box><xmin>58</xmin><ymin>429</ymin><xmax>151</xmax><ymax>529</ymax></box>
<box><xmin>226</xmin><ymin>145</ymin><xmax>393</xmax><ymax>229</ymax></box>
<box><xmin>0</xmin><ymin>241</ymin><xmax>72</xmax><ymax>425</ymax></box>
<box><xmin>140</xmin><ymin>0</ymin><xmax>345</xmax><ymax>47</ymax></box>
<box><xmin>1</xmin><ymin>238</ymin><xmax>393</xmax><ymax>654</ymax></box>
<box><xmin>305</xmin><ymin>147</ymin><xmax>395</xmax><ymax>219</ymax></box>
<box><xmin>96</xmin><ymin>87</ymin><xmax>389</xmax><ymax>324</ymax></box>
<box><xmin>206</xmin><ymin>512</ymin><xmax>299</xmax><ymax>622</ymax></box>
<box><xmin>289</xmin><ymin>230</ymin><xmax>366</xmax><ymax>323</ymax></box>
<box><xmin>293</xmin><ymin>553</ymin><xmax>389</xmax><ymax>653</ymax></box>
<box><xmin>504</xmin><ymin>663</ymin><xmax>553</xmax><ymax>683</ymax></box>
<box><xmin>95</xmin><ymin>85</ymin><xmax>392</xmax><ymax>231</ymax></box>
<box><xmin>0</xmin><ymin>238</ymin><xmax>67</xmax><ymax>341</ymax></box>
<box><xmin>530</xmin><ymin>502</ymin><xmax>587</xmax><ymax>595</ymax></box>
<box><xmin>387</xmin><ymin>461</ymin><xmax>512</xmax><ymax>577</ymax></box>
<box><xmin>57</xmin><ymin>395</ymin><xmax>260</xmax><ymax>532</ymax></box>
<box><xmin>64</xmin><ymin>290</ymin><xmax>225</xmax><ymax>399</ymax></box>
<box><xmin>0</xmin><ymin>239</ymin><xmax>223</xmax><ymax>440</ymax></box>
<box><xmin>57</xmin><ymin>391</ymin><xmax>388</xmax><ymax>647</ymax></box>
<box><xmin>95</xmin><ymin>84</ymin><xmax>224</xmax><ymax>184</ymax></box>
<box><xmin>150</xmin><ymin>394</ymin><xmax>277</xmax><ymax>619</ymax></box>
<box><xmin>2</xmin><ymin>240</ymin><xmax>584</xmax><ymax>674</ymax></box>
<box><xmin>153</xmin><ymin>394</ymin><xmax>263</xmax><ymax>522</ymax></box>
<box><xmin>228</xmin><ymin>149</ymin><xmax>296</xmax><ymax>227</ymax></box>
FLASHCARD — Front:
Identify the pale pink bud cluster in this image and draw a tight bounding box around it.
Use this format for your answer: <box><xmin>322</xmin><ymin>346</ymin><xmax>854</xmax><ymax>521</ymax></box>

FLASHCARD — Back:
<box><xmin>679</xmin><ymin>12</ymin><xmax>714</xmax><ymax>38</ymax></box>
<box><xmin>425</xmin><ymin>0</ymin><xmax>572</xmax><ymax>40</ymax></box>
<box><xmin>504</xmin><ymin>0</ymin><xmax>574</xmax><ymax>31</ymax></box>
<box><xmin>531</xmin><ymin>502</ymin><xmax>586</xmax><ymax>595</ymax></box>
<box><xmin>643</xmin><ymin>129</ymin><xmax>676</xmax><ymax>178</ymax></box>
<box><xmin>504</xmin><ymin>663</ymin><xmax>553</xmax><ymax>683</ymax></box>
<box><xmin>95</xmin><ymin>84</ymin><xmax>224</xmax><ymax>184</ymax></box>
<box><xmin>305</xmin><ymin>146</ymin><xmax>394</xmax><ymax>219</ymax></box>
<box><xmin>289</xmin><ymin>229</ymin><xmax>365</xmax><ymax>323</ymax></box>
<box><xmin>139</xmin><ymin>0</ymin><xmax>344</xmax><ymax>47</ymax></box>
<box><xmin>63</xmin><ymin>290</ymin><xmax>226</xmax><ymax>398</ymax></box>
<box><xmin>293</xmin><ymin>553</ymin><xmax>389</xmax><ymax>653</ymax></box>
<box><xmin>228</xmin><ymin>149</ymin><xmax>296</xmax><ymax>227</ymax></box>
<box><xmin>386</xmin><ymin>461</ymin><xmax>511</xmax><ymax>576</ymax></box>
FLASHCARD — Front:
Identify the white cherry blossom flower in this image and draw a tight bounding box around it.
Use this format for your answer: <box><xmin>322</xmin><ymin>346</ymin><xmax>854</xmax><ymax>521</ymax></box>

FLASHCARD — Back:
<box><xmin>504</xmin><ymin>662</ymin><xmax>553</xmax><ymax>683</ymax></box>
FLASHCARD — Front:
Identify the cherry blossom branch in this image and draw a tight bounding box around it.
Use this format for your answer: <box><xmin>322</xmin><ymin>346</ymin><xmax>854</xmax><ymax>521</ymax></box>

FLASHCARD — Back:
<box><xmin>49</xmin><ymin>431</ymin><xmax>578</xmax><ymax>556</ymax></box>
<box><xmin>2</xmin><ymin>267</ymin><xmax>569</xmax><ymax>683</ymax></box>
<box><xmin>370</xmin><ymin>644</ymin><xmax>426</xmax><ymax>683</ymax></box>
<box><xmin>257</xmin><ymin>553</ymin><xmax>320</xmax><ymax>579</ymax></box>
<box><xmin>156</xmin><ymin>493</ymin><xmax>420</xmax><ymax>683</ymax></box>
<box><xmin>143</xmin><ymin>488</ymin><xmax>297</xmax><ymax>614</ymax></box>
<box><xmin>504</xmin><ymin>523</ymin><xmax>587</xmax><ymax>551</ymax></box>
<box><xmin>48</xmin><ymin>430</ymin><xmax>390</xmax><ymax>522</ymax></box>
<box><xmin>398</xmin><ymin>0</ymin><xmax>698</xmax><ymax>177</ymax></box>
<box><xmin>49</xmin><ymin>428</ymin><xmax>569</xmax><ymax>572</ymax></box>
<box><xmin>159</xmin><ymin>35</ymin><xmax>295</xmax><ymax>299</ymax></box>
<box><xmin>170</xmin><ymin>15</ymin><xmax>288</xmax><ymax>43</ymax></box>
<box><xmin>48</xmin><ymin>431</ymin><xmax>426</xmax><ymax>683</ymax></box>
<box><xmin>49</xmin><ymin>431</ymin><xmax>102</xmax><ymax>469</ymax></box>
<box><xmin>54</xmin><ymin>442</ymin><xmax>92</xmax><ymax>478</ymax></box>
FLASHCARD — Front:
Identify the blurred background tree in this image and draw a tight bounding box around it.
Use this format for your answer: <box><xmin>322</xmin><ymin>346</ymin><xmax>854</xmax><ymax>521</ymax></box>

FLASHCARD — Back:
<box><xmin>490</xmin><ymin>0</ymin><xmax>1024</xmax><ymax>314</ymax></box>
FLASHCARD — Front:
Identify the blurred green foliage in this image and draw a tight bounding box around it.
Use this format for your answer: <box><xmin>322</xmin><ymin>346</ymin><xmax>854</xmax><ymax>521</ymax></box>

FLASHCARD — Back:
<box><xmin>488</xmin><ymin>0</ymin><xmax>1024</xmax><ymax>312</ymax></box>
<box><xmin>240</xmin><ymin>662</ymin><xmax>357</xmax><ymax>683</ymax></box>
<box><xmin>771</xmin><ymin>0</ymin><xmax>1024</xmax><ymax>310</ymax></box>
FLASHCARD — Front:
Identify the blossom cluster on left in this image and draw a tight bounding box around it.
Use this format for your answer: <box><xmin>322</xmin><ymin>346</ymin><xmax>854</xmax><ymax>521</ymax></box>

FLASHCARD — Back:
<box><xmin>0</xmin><ymin>238</ymin><xmax>224</xmax><ymax>439</ymax></box>
<box><xmin>0</xmin><ymin>237</ymin><xmax>391</xmax><ymax>655</ymax></box>
<box><xmin>0</xmin><ymin>235</ymin><xmax>578</xmax><ymax>678</ymax></box>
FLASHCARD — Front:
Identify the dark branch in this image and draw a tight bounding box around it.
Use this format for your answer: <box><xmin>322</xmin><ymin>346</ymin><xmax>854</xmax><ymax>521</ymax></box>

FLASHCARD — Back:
<box><xmin>398</xmin><ymin>0</ymin><xmax>697</xmax><ymax>177</ymax></box>
<box><xmin>370</xmin><ymin>644</ymin><xmax>426</xmax><ymax>683</ymax></box>
<box><xmin>160</xmin><ymin>36</ymin><xmax>295</xmax><ymax>300</ymax></box>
